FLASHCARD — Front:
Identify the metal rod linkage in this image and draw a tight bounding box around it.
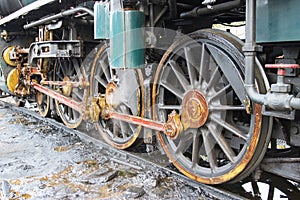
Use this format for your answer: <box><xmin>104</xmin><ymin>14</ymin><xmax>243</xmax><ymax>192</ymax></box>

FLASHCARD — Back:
<box><xmin>180</xmin><ymin>0</ymin><xmax>244</xmax><ymax>18</ymax></box>
<box><xmin>33</xmin><ymin>83</ymin><xmax>82</xmax><ymax>112</ymax></box>
<box><xmin>24</xmin><ymin>6</ymin><xmax>94</xmax><ymax>29</ymax></box>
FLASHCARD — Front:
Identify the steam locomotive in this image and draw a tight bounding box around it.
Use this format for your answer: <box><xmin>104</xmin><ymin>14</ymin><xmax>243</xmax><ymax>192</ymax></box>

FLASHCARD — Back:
<box><xmin>0</xmin><ymin>0</ymin><xmax>299</xmax><ymax>185</ymax></box>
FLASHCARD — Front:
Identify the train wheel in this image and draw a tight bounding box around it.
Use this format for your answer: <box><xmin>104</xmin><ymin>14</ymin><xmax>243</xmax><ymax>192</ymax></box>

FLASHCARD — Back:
<box><xmin>152</xmin><ymin>29</ymin><xmax>272</xmax><ymax>184</ymax></box>
<box><xmin>89</xmin><ymin>43</ymin><xmax>144</xmax><ymax>149</ymax></box>
<box><xmin>54</xmin><ymin>58</ymin><xmax>84</xmax><ymax>128</ymax></box>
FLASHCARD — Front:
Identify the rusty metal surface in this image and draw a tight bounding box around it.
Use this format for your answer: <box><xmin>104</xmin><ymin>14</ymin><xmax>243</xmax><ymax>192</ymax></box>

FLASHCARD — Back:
<box><xmin>181</xmin><ymin>90</ymin><xmax>208</xmax><ymax>129</ymax></box>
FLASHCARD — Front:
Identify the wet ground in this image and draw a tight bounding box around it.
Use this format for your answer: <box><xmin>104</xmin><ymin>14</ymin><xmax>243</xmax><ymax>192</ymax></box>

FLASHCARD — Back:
<box><xmin>0</xmin><ymin>104</ymin><xmax>204</xmax><ymax>200</ymax></box>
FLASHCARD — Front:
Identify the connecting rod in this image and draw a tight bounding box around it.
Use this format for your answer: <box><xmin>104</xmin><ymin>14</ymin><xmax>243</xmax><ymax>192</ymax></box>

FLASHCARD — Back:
<box><xmin>103</xmin><ymin>109</ymin><xmax>182</xmax><ymax>139</ymax></box>
<box><xmin>33</xmin><ymin>83</ymin><xmax>82</xmax><ymax>112</ymax></box>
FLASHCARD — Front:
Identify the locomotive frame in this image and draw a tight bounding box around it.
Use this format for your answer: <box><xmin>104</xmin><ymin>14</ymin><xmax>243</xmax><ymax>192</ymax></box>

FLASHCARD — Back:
<box><xmin>0</xmin><ymin>0</ymin><xmax>299</xmax><ymax>185</ymax></box>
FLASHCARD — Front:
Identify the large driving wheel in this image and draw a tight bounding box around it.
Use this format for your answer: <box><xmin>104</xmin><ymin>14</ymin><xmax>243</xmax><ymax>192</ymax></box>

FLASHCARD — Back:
<box><xmin>152</xmin><ymin>29</ymin><xmax>272</xmax><ymax>184</ymax></box>
<box><xmin>54</xmin><ymin>58</ymin><xmax>85</xmax><ymax>128</ymax></box>
<box><xmin>89</xmin><ymin>43</ymin><xmax>144</xmax><ymax>149</ymax></box>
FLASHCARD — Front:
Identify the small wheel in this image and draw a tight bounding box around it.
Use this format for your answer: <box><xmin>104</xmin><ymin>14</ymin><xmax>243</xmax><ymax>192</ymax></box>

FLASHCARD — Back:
<box><xmin>152</xmin><ymin>29</ymin><xmax>272</xmax><ymax>184</ymax></box>
<box><xmin>54</xmin><ymin>58</ymin><xmax>84</xmax><ymax>128</ymax></box>
<box><xmin>89</xmin><ymin>43</ymin><xmax>144</xmax><ymax>149</ymax></box>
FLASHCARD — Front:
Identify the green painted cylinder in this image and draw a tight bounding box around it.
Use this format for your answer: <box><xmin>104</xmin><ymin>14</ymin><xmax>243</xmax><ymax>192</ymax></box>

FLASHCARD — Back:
<box><xmin>110</xmin><ymin>10</ymin><xmax>145</xmax><ymax>69</ymax></box>
<box><xmin>94</xmin><ymin>2</ymin><xmax>110</xmax><ymax>39</ymax></box>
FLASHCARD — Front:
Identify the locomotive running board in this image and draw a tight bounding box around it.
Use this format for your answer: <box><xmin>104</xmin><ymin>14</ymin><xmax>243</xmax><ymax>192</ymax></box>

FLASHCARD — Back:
<box><xmin>0</xmin><ymin>0</ymin><xmax>56</xmax><ymax>25</ymax></box>
<box><xmin>33</xmin><ymin>83</ymin><xmax>82</xmax><ymax>112</ymax></box>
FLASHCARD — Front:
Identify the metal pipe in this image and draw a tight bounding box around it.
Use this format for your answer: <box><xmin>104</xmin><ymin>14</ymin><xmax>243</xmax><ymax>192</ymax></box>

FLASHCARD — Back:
<box><xmin>244</xmin><ymin>0</ymin><xmax>265</xmax><ymax>104</ymax></box>
<box><xmin>244</xmin><ymin>0</ymin><xmax>300</xmax><ymax>110</ymax></box>
<box><xmin>180</xmin><ymin>0</ymin><xmax>244</xmax><ymax>18</ymax></box>
<box><xmin>24</xmin><ymin>6</ymin><xmax>94</xmax><ymax>29</ymax></box>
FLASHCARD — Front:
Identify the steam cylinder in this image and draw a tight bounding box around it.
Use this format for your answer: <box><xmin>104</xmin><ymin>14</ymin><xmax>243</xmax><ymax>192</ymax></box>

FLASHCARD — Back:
<box><xmin>95</xmin><ymin>0</ymin><xmax>145</xmax><ymax>69</ymax></box>
<box><xmin>110</xmin><ymin>10</ymin><xmax>145</xmax><ymax>69</ymax></box>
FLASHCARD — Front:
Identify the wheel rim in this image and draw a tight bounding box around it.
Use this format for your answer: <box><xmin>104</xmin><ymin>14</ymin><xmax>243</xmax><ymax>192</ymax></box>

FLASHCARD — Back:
<box><xmin>54</xmin><ymin>58</ymin><xmax>84</xmax><ymax>128</ymax></box>
<box><xmin>153</xmin><ymin>30</ymin><xmax>271</xmax><ymax>184</ymax></box>
<box><xmin>89</xmin><ymin>44</ymin><xmax>144</xmax><ymax>149</ymax></box>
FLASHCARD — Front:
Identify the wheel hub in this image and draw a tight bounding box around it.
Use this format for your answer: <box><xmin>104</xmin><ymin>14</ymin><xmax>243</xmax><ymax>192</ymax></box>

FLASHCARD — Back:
<box><xmin>181</xmin><ymin>90</ymin><xmax>208</xmax><ymax>129</ymax></box>
<box><xmin>62</xmin><ymin>76</ymin><xmax>72</xmax><ymax>96</ymax></box>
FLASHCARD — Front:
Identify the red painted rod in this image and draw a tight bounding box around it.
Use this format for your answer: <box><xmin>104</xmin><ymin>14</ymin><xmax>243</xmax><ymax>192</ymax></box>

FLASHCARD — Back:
<box><xmin>33</xmin><ymin>83</ymin><xmax>82</xmax><ymax>112</ymax></box>
<box><xmin>109</xmin><ymin>110</ymin><xmax>166</xmax><ymax>132</ymax></box>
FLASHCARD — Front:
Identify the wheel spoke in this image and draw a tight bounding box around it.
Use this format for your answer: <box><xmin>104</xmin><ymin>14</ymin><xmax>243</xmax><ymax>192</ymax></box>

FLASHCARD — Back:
<box><xmin>207</xmin><ymin>124</ymin><xmax>236</xmax><ymax>163</ymax></box>
<box><xmin>202</xmin><ymin>130</ymin><xmax>217</xmax><ymax>173</ymax></box>
<box><xmin>120</xmin><ymin>105</ymin><xmax>135</xmax><ymax>135</ymax></box>
<box><xmin>191</xmin><ymin>131</ymin><xmax>200</xmax><ymax>168</ymax></box>
<box><xmin>199</xmin><ymin>43</ymin><xmax>208</xmax><ymax>84</ymax></box>
<box><xmin>100</xmin><ymin>60</ymin><xmax>111</xmax><ymax>82</ymax></box>
<box><xmin>210</xmin><ymin>105</ymin><xmax>245</xmax><ymax>111</ymax></box>
<box><xmin>68</xmin><ymin>106</ymin><xmax>73</xmax><ymax>120</ymax></box>
<box><xmin>184</xmin><ymin>47</ymin><xmax>197</xmax><ymax>88</ymax></box>
<box><xmin>57</xmin><ymin>72</ymin><xmax>64</xmax><ymax>80</ymax></box>
<box><xmin>73</xmin><ymin>61</ymin><xmax>81</xmax><ymax>79</ymax></box>
<box><xmin>72</xmin><ymin>88</ymin><xmax>83</xmax><ymax>100</ymax></box>
<box><xmin>211</xmin><ymin>116</ymin><xmax>248</xmax><ymax>141</ymax></box>
<box><xmin>169</xmin><ymin>60</ymin><xmax>190</xmax><ymax>91</ymax></box>
<box><xmin>95</xmin><ymin>75</ymin><xmax>108</xmax><ymax>88</ymax></box>
<box><xmin>119</xmin><ymin>120</ymin><xmax>127</xmax><ymax>138</ymax></box>
<box><xmin>208</xmin><ymin>84</ymin><xmax>231</xmax><ymax>103</ymax></box>
<box><xmin>175</xmin><ymin>132</ymin><xmax>193</xmax><ymax>154</ymax></box>
<box><xmin>158</xmin><ymin>104</ymin><xmax>182</xmax><ymax>111</ymax></box>
<box><xmin>59</xmin><ymin>61</ymin><xmax>67</xmax><ymax>76</ymax></box>
<box><xmin>160</xmin><ymin>81</ymin><xmax>184</xmax><ymax>100</ymax></box>
<box><xmin>205</xmin><ymin>67</ymin><xmax>220</xmax><ymax>92</ymax></box>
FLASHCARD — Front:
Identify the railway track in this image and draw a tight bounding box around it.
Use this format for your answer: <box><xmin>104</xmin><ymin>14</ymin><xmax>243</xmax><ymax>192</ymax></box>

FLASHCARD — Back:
<box><xmin>0</xmin><ymin>98</ymin><xmax>247</xmax><ymax>200</ymax></box>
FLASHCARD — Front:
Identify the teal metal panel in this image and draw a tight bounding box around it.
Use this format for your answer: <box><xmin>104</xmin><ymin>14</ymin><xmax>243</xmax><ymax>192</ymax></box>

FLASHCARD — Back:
<box><xmin>110</xmin><ymin>10</ymin><xmax>145</xmax><ymax>69</ymax></box>
<box><xmin>22</xmin><ymin>0</ymin><xmax>37</xmax><ymax>5</ymax></box>
<box><xmin>256</xmin><ymin>0</ymin><xmax>300</xmax><ymax>43</ymax></box>
<box><xmin>94</xmin><ymin>2</ymin><xmax>110</xmax><ymax>39</ymax></box>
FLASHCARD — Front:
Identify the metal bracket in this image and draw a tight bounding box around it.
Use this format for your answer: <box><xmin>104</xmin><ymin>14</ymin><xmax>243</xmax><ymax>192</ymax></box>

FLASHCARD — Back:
<box><xmin>28</xmin><ymin>40</ymin><xmax>82</xmax><ymax>65</ymax></box>
<box><xmin>262</xmin><ymin>105</ymin><xmax>295</xmax><ymax>120</ymax></box>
